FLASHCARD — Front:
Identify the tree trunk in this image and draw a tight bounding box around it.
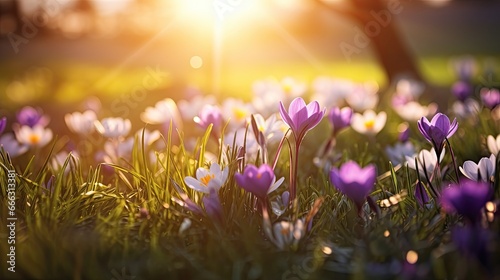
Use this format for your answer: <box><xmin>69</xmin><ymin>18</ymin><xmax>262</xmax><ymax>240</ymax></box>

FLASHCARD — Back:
<box><xmin>351</xmin><ymin>0</ymin><xmax>422</xmax><ymax>83</ymax></box>
<box><xmin>0</xmin><ymin>0</ymin><xmax>22</xmax><ymax>34</ymax></box>
<box><xmin>317</xmin><ymin>0</ymin><xmax>423</xmax><ymax>84</ymax></box>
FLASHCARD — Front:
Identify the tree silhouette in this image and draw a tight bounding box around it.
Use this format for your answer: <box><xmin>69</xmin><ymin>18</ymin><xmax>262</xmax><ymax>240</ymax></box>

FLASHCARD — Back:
<box><xmin>0</xmin><ymin>0</ymin><xmax>22</xmax><ymax>35</ymax></box>
<box><xmin>315</xmin><ymin>0</ymin><xmax>423</xmax><ymax>84</ymax></box>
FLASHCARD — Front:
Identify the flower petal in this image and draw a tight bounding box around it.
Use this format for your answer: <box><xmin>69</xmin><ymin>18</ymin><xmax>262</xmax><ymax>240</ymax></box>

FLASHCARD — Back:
<box><xmin>184</xmin><ymin>176</ymin><xmax>209</xmax><ymax>193</ymax></box>
<box><xmin>268</xmin><ymin>177</ymin><xmax>285</xmax><ymax>194</ymax></box>
<box><xmin>279</xmin><ymin>101</ymin><xmax>294</xmax><ymax>130</ymax></box>
<box><xmin>288</xmin><ymin>97</ymin><xmax>307</xmax><ymax>117</ymax></box>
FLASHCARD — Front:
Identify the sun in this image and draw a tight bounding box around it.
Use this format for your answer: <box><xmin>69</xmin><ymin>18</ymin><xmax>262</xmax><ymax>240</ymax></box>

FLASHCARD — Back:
<box><xmin>173</xmin><ymin>0</ymin><xmax>216</xmax><ymax>22</ymax></box>
<box><xmin>171</xmin><ymin>0</ymin><xmax>271</xmax><ymax>25</ymax></box>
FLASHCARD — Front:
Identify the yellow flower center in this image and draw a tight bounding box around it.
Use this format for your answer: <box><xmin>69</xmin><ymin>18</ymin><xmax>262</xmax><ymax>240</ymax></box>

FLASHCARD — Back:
<box><xmin>364</xmin><ymin>119</ymin><xmax>375</xmax><ymax>130</ymax></box>
<box><xmin>200</xmin><ymin>174</ymin><xmax>215</xmax><ymax>186</ymax></box>
<box><xmin>282</xmin><ymin>83</ymin><xmax>293</xmax><ymax>94</ymax></box>
<box><xmin>29</xmin><ymin>134</ymin><xmax>41</xmax><ymax>145</ymax></box>
<box><xmin>233</xmin><ymin>108</ymin><xmax>247</xmax><ymax>121</ymax></box>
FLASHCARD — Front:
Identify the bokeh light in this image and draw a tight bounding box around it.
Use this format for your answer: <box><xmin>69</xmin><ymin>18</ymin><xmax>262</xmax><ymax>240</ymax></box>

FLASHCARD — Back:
<box><xmin>190</xmin><ymin>56</ymin><xmax>203</xmax><ymax>69</ymax></box>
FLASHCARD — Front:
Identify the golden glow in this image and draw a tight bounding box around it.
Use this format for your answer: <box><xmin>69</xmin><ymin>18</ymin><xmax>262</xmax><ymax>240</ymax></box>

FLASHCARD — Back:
<box><xmin>90</xmin><ymin>0</ymin><xmax>133</xmax><ymax>15</ymax></box>
<box><xmin>383</xmin><ymin>230</ymin><xmax>390</xmax><ymax>237</ymax></box>
<box><xmin>486</xmin><ymin>201</ymin><xmax>496</xmax><ymax>213</ymax></box>
<box><xmin>274</xmin><ymin>0</ymin><xmax>312</xmax><ymax>12</ymax></box>
<box><xmin>322</xmin><ymin>246</ymin><xmax>333</xmax><ymax>255</ymax></box>
<box><xmin>321</xmin><ymin>0</ymin><xmax>345</xmax><ymax>3</ymax></box>
<box><xmin>190</xmin><ymin>56</ymin><xmax>203</xmax><ymax>69</ymax></box>
<box><xmin>425</xmin><ymin>0</ymin><xmax>452</xmax><ymax>7</ymax></box>
<box><xmin>174</xmin><ymin>0</ymin><xmax>215</xmax><ymax>22</ymax></box>
<box><xmin>171</xmin><ymin>0</ymin><xmax>270</xmax><ymax>33</ymax></box>
<box><xmin>487</xmin><ymin>212</ymin><xmax>495</xmax><ymax>222</ymax></box>
<box><xmin>406</xmin><ymin>250</ymin><xmax>418</xmax><ymax>264</ymax></box>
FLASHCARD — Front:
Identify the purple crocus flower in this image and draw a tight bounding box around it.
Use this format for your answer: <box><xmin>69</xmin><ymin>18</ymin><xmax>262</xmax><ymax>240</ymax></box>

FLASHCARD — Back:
<box><xmin>194</xmin><ymin>104</ymin><xmax>224</xmax><ymax>132</ymax></box>
<box><xmin>44</xmin><ymin>175</ymin><xmax>55</xmax><ymax>193</ymax></box>
<box><xmin>451</xmin><ymin>81</ymin><xmax>472</xmax><ymax>102</ymax></box>
<box><xmin>330</xmin><ymin>161</ymin><xmax>376</xmax><ymax>213</ymax></box>
<box><xmin>328</xmin><ymin>107</ymin><xmax>352</xmax><ymax>135</ymax></box>
<box><xmin>16</xmin><ymin>106</ymin><xmax>49</xmax><ymax>127</ymax></box>
<box><xmin>440</xmin><ymin>179</ymin><xmax>492</xmax><ymax>223</ymax></box>
<box><xmin>414</xmin><ymin>181</ymin><xmax>430</xmax><ymax>208</ymax></box>
<box><xmin>452</xmin><ymin>225</ymin><xmax>490</xmax><ymax>267</ymax></box>
<box><xmin>235</xmin><ymin>164</ymin><xmax>284</xmax><ymax>200</ymax></box>
<box><xmin>453</xmin><ymin>56</ymin><xmax>477</xmax><ymax>81</ymax></box>
<box><xmin>279</xmin><ymin>97</ymin><xmax>325</xmax><ymax>143</ymax></box>
<box><xmin>480</xmin><ymin>88</ymin><xmax>500</xmax><ymax>110</ymax></box>
<box><xmin>203</xmin><ymin>188</ymin><xmax>223</xmax><ymax>223</ymax></box>
<box><xmin>391</xmin><ymin>93</ymin><xmax>412</xmax><ymax>108</ymax></box>
<box><xmin>398</xmin><ymin>123</ymin><xmax>410</xmax><ymax>142</ymax></box>
<box><xmin>0</xmin><ymin>117</ymin><xmax>6</xmax><ymax>135</ymax></box>
<box><xmin>417</xmin><ymin>113</ymin><xmax>458</xmax><ymax>156</ymax></box>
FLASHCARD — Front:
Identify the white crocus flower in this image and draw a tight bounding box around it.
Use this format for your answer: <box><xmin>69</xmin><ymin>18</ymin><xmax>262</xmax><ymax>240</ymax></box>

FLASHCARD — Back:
<box><xmin>252</xmin><ymin>79</ymin><xmax>286</xmax><ymax>117</ymax></box>
<box><xmin>0</xmin><ymin>133</ymin><xmax>28</xmax><ymax>157</ymax></box>
<box><xmin>345</xmin><ymin>82</ymin><xmax>379</xmax><ymax>111</ymax></box>
<box><xmin>452</xmin><ymin>98</ymin><xmax>480</xmax><ymax>119</ymax></box>
<box><xmin>406</xmin><ymin>148</ymin><xmax>445</xmax><ymax>177</ymax></box>
<box><xmin>252</xmin><ymin>77</ymin><xmax>306</xmax><ymax>117</ymax></box>
<box><xmin>487</xmin><ymin>135</ymin><xmax>500</xmax><ymax>156</ymax></box>
<box><xmin>65</xmin><ymin>110</ymin><xmax>97</xmax><ymax>135</ymax></box>
<box><xmin>385</xmin><ymin>142</ymin><xmax>416</xmax><ymax>165</ymax></box>
<box><xmin>267</xmin><ymin>219</ymin><xmax>305</xmax><ymax>250</ymax></box>
<box><xmin>460</xmin><ymin>154</ymin><xmax>496</xmax><ymax>183</ymax></box>
<box><xmin>178</xmin><ymin>94</ymin><xmax>217</xmax><ymax>121</ymax></box>
<box><xmin>280</xmin><ymin>77</ymin><xmax>307</xmax><ymax>100</ymax></box>
<box><xmin>103</xmin><ymin>138</ymin><xmax>134</xmax><ymax>163</ymax></box>
<box><xmin>225</xmin><ymin>127</ymin><xmax>259</xmax><ymax>159</ymax></box>
<box><xmin>310</xmin><ymin>76</ymin><xmax>352</xmax><ymax>108</ymax></box>
<box><xmin>252</xmin><ymin>113</ymin><xmax>287</xmax><ymax>146</ymax></box>
<box><xmin>222</xmin><ymin>98</ymin><xmax>254</xmax><ymax>131</ymax></box>
<box><xmin>224</xmin><ymin>127</ymin><xmax>253</xmax><ymax>149</ymax></box>
<box><xmin>135</xmin><ymin>129</ymin><xmax>161</xmax><ymax>147</ymax></box>
<box><xmin>51</xmin><ymin>151</ymin><xmax>79</xmax><ymax>173</ymax></box>
<box><xmin>184</xmin><ymin>163</ymin><xmax>229</xmax><ymax>194</ymax></box>
<box><xmin>15</xmin><ymin>125</ymin><xmax>53</xmax><ymax>148</ymax></box>
<box><xmin>351</xmin><ymin>110</ymin><xmax>387</xmax><ymax>135</ymax></box>
<box><xmin>394</xmin><ymin>101</ymin><xmax>438</xmax><ymax>122</ymax></box>
<box><xmin>395</xmin><ymin>78</ymin><xmax>425</xmax><ymax>100</ymax></box>
<box><xmin>95</xmin><ymin>117</ymin><xmax>131</xmax><ymax>138</ymax></box>
<box><xmin>140</xmin><ymin>98</ymin><xmax>182</xmax><ymax>129</ymax></box>
<box><xmin>271</xmin><ymin>191</ymin><xmax>290</xmax><ymax>217</ymax></box>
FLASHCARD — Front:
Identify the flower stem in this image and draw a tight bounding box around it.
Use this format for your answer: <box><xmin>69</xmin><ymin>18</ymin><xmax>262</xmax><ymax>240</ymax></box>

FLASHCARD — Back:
<box><xmin>445</xmin><ymin>138</ymin><xmax>461</xmax><ymax>182</ymax></box>
<box><xmin>261</xmin><ymin>199</ymin><xmax>273</xmax><ymax>240</ymax></box>
<box><xmin>272</xmin><ymin>129</ymin><xmax>290</xmax><ymax>170</ymax></box>
<box><xmin>420</xmin><ymin>158</ymin><xmax>439</xmax><ymax>198</ymax></box>
<box><xmin>289</xmin><ymin>139</ymin><xmax>301</xmax><ymax>211</ymax></box>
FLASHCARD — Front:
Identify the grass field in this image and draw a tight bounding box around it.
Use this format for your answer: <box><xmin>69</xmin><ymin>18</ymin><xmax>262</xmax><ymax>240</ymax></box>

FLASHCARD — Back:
<box><xmin>1</xmin><ymin>52</ymin><xmax>500</xmax><ymax>279</ymax></box>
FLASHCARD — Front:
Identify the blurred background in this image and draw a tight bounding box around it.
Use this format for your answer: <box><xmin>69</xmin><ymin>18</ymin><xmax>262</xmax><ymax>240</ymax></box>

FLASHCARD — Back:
<box><xmin>0</xmin><ymin>0</ymin><xmax>499</xmax><ymax>124</ymax></box>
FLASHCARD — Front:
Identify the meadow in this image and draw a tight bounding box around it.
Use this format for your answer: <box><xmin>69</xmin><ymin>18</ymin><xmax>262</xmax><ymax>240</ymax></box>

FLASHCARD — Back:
<box><xmin>1</xmin><ymin>53</ymin><xmax>500</xmax><ymax>280</ymax></box>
